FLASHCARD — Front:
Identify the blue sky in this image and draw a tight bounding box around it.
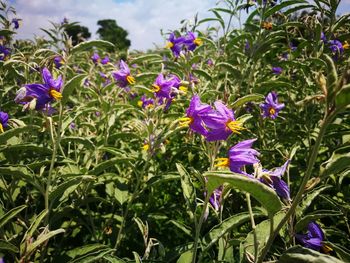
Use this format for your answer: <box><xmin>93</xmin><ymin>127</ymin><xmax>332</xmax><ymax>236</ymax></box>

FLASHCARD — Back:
<box><xmin>10</xmin><ymin>0</ymin><xmax>350</xmax><ymax>51</ymax></box>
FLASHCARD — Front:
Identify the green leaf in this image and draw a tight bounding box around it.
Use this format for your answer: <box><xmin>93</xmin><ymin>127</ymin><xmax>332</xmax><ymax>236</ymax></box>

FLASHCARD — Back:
<box><xmin>193</xmin><ymin>69</ymin><xmax>212</xmax><ymax>81</ymax></box>
<box><xmin>215</xmin><ymin>62</ymin><xmax>241</xmax><ymax>78</ymax></box>
<box><xmin>279</xmin><ymin>245</ymin><xmax>343</xmax><ymax>263</ymax></box>
<box><xmin>176</xmin><ymin>163</ymin><xmax>196</xmax><ymax>218</ymax></box>
<box><xmin>324</xmin><ymin>242</ymin><xmax>350</xmax><ymax>262</ymax></box>
<box><xmin>177</xmin><ymin>250</ymin><xmax>193</xmax><ymax>263</ymax></box>
<box><xmin>231</xmin><ymin>94</ymin><xmax>265</xmax><ymax>109</ymax></box>
<box><xmin>26</xmin><ymin>228</ymin><xmax>65</xmax><ymax>256</ymax></box>
<box><xmin>203</xmin><ymin>212</ymin><xmax>258</xmax><ymax>252</ymax></box>
<box><xmin>205</xmin><ymin>171</ymin><xmax>282</xmax><ymax>215</ymax></box>
<box><xmin>67</xmin><ymin>244</ymin><xmax>110</xmax><ymax>259</ymax></box>
<box><xmin>71</xmin><ymin>40</ymin><xmax>114</xmax><ymax>54</ymax></box>
<box><xmin>90</xmin><ymin>157</ymin><xmax>134</xmax><ymax>175</ymax></box>
<box><xmin>62</xmin><ymin>74</ymin><xmax>87</xmax><ymax>105</ymax></box>
<box><xmin>131</xmin><ymin>54</ymin><xmax>162</xmax><ymax>64</ymax></box>
<box><xmin>323</xmin><ymin>54</ymin><xmax>338</xmax><ymax>102</ymax></box>
<box><xmin>103</xmin><ymin>255</ymin><xmax>127</xmax><ymax>263</ymax></box>
<box><xmin>264</xmin><ymin>0</ymin><xmax>306</xmax><ymax>19</ymax></box>
<box><xmin>0</xmin><ymin>125</ymin><xmax>40</xmax><ymax>144</ymax></box>
<box><xmin>0</xmin><ymin>239</ymin><xmax>19</xmax><ymax>253</ymax></box>
<box><xmin>0</xmin><ymin>205</ymin><xmax>26</xmax><ymax>228</ymax></box>
<box><xmin>335</xmin><ymin>84</ymin><xmax>350</xmax><ymax>110</ymax></box>
<box><xmin>49</xmin><ymin>176</ymin><xmax>94</xmax><ymax>203</ymax></box>
<box><xmin>295</xmin><ymin>210</ymin><xmax>342</xmax><ymax>232</ymax></box>
<box><xmin>169</xmin><ymin>220</ymin><xmax>192</xmax><ymax>237</ymax></box>
<box><xmin>61</xmin><ymin>136</ymin><xmax>95</xmax><ymax>150</ymax></box>
<box><xmin>21</xmin><ymin>210</ymin><xmax>48</xmax><ymax>246</ymax></box>
<box><xmin>240</xmin><ymin>212</ymin><xmax>285</xmax><ymax>261</ymax></box>
<box><xmin>321</xmin><ymin>151</ymin><xmax>350</xmax><ymax>178</ymax></box>
<box><xmin>296</xmin><ymin>185</ymin><xmax>332</xmax><ymax>217</ymax></box>
<box><xmin>133</xmin><ymin>251</ymin><xmax>142</xmax><ymax>263</ymax></box>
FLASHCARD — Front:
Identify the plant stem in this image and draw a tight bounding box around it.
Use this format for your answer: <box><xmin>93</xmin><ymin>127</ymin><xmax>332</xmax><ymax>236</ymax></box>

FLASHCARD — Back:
<box><xmin>257</xmin><ymin>112</ymin><xmax>333</xmax><ymax>263</ymax></box>
<box><xmin>192</xmin><ymin>194</ymin><xmax>210</xmax><ymax>263</ymax></box>
<box><xmin>246</xmin><ymin>193</ymin><xmax>258</xmax><ymax>262</ymax></box>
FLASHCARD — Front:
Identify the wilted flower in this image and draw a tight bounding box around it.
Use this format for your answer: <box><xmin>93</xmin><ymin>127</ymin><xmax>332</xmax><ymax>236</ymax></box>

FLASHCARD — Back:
<box><xmin>296</xmin><ymin>221</ymin><xmax>332</xmax><ymax>252</ymax></box>
<box><xmin>112</xmin><ymin>60</ymin><xmax>135</xmax><ymax>88</ymax></box>
<box><xmin>179</xmin><ymin>95</ymin><xmax>212</xmax><ymax>136</ymax></box>
<box><xmin>272</xmin><ymin>67</ymin><xmax>283</xmax><ymax>75</ymax></box>
<box><xmin>165</xmin><ymin>32</ymin><xmax>185</xmax><ymax>57</ymax></box>
<box><xmin>260</xmin><ymin>91</ymin><xmax>284</xmax><ymax>119</ymax></box>
<box><xmin>259</xmin><ymin>160</ymin><xmax>290</xmax><ymax>201</ymax></box>
<box><xmin>138</xmin><ymin>95</ymin><xmax>154</xmax><ymax>109</ymax></box>
<box><xmin>12</xmin><ymin>18</ymin><xmax>21</xmax><ymax>29</ymax></box>
<box><xmin>91</xmin><ymin>53</ymin><xmax>100</xmax><ymax>64</ymax></box>
<box><xmin>151</xmin><ymin>73</ymin><xmax>175</xmax><ymax>99</ymax></box>
<box><xmin>205</xmin><ymin>101</ymin><xmax>245</xmax><ymax>141</ymax></box>
<box><xmin>101</xmin><ymin>56</ymin><xmax>110</xmax><ymax>65</ymax></box>
<box><xmin>0</xmin><ymin>45</ymin><xmax>11</xmax><ymax>61</ymax></box>
<box><xmin>184</xmin><ymin>31</ymin><xmax>202</xmax><ymax>51</ymax></box>
<box><xmin>15</xmin><ymin>67</ymin><xmax>63</xmax><ymax>111</ymax></box>
<box><xmin>0</xmin><ymin>111</ymin><xmax>9</xmax><ymax>133</ymax></box>
<box><xmin>209</xmin><ymin>186</ymin><xmax>223</xmax><ymax>211</ymax></box>
<box><xmin>261</xmin><ymin>21</ymin><xmax>273</xmax><ymax>30</ymax></box>
<box><xmin>54</xmin><ymin>56</ymin><xmax>64</xmax><ymax>69</ymax></box>
<box><xmin>215</xmin><ymin>139</ymin><xmax>260</xmax><ymax>176</ymax></box>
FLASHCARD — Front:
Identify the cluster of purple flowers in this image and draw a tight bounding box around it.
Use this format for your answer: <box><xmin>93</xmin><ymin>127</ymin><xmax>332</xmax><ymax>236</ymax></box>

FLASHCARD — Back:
<box><xmin>166</xmin><ymin>31</ymin><xmax>202</xmax><ymax>57</ymax></box>
<box><xmin>91</xmin><ymin>53</ymin><xmax>110</xmax><ymax>65</ymax></box>
<box><xmin>0</xmin><ymin>44</ymin><xmax>11</xmax><ymax>61</ymax></box>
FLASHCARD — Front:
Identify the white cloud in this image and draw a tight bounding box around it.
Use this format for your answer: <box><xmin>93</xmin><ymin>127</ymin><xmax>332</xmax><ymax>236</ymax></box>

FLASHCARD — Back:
<box><xmin>12</xmin><ymin>0</ymin><xmax>218</xmax><ymax>51</ymax></box>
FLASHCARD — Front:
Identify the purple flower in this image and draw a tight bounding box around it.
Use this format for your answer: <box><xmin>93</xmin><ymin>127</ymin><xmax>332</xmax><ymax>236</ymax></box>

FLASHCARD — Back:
<box><xmin>260</xmin><ymin>91</ymin><xmax>284</xmax><ymax>119</ymax></box>
<box><xmin>15</xmin><ymin>67</ymin><xmax>63</xmax><ymax>111</ymax></box>
<box><xmin>184</xmin><ymin>31</ymin><xmax>202</xmax><ymax>51</ymax></box>
<box><xmin>138</xmin><ymin>95</ymin><xmax>154</xmax><ymax>109</ymax></box>
<box><xmin>54</xmin><ymin>56</ymin><xmax>64</xmax><ymax>69</ymax></box>
<box><xmin>272</xmin><ymin>67</ymin><xmax>282</xmax><ymax>75</ymax></box>
<box><xmin>61</xmin><ymin>17</ymin><xmax>69</xmax><ymax>25</ymax></box>
<box><xmin>166</xmin><ymin>32</ymin><xmax>185</xmax><ymax>57</ymax></box>
<box><xmin>296</xmin><ymin>222</ymin><xmax>326</xmax><ymax>251</ymax></box>
<box><xmin>12</xmin><ymin>18</ymin><xmax>21</xmax><ymax>29</ymax></box>
<box><xmin>321</xmin><ymin>32</ymin><xmax>327</xmax><ymax>43</ymax></box>
<box><xmin>215</xmin><ymin>139</ymin><xmax>260</xmax><ymax>176</ymax></box>
<box><xmin>112</xmin><ymin>60</ymin><xmax>135</xmax><ymax>88</ymax></box>
<box><xmin>0</xmin><ymin>45</ymin><xmax>11</xmax><ymax>61</ymax></box>
<box><xmin>209</xmin><ymin>186</ymin><xmax>223</xmax><ymax>211</ymax></box>
<box><xmin>0</xmin><ymin>111</ymin><xmax>9</xmax><ymax>133</ymax></box>
<box><xmin>329</xmin><ymin>40</ymin><xmax>344</xmax><ymax>60</ymax></box>
<box><xmin>91</xmin><ymin>53</ymin><xmax>100</xmax><ymax>64</ymax></box>
<box><xmin>99</xmin><ymin>72</ymin><xmax>111</xmax><ymax>87</ymax></box>
<box><xmin>204</xmin><ymin>101</ymin><xmax>244</xmax><ymax>141</ymax></box>
<box><xmin>259</xmin><ymin>160</ymin><xmax>290</xmax><ymax>200</ymax></box>
<box><xmin>180</xmin><ymin>95</ymin><xmax>213</xmax><ymax>136</ymax></box>
<box><xmin>151</xmin><ymin>73</ymin><xmax>175</xmax><ymax>99</ymax></box>
<box><xmin>69</xmin><ymin>122</ymin><xmax>76</xmax><ymax>129</ymax></box>
<box><xmin>101</xmin><ymin>56</ymin><xmax>110</xmax><ymax>65</ymax></box>
<box><xmin>206</xmin><ymin>59</ymin><xmax>214</xmax><ymax>67</ymax></box>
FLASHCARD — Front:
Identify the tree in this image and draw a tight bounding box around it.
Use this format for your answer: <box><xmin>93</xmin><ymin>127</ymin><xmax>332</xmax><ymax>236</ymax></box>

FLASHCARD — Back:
<box><xmin>96</xmin><ymin>19</ymin><xmax>131</xmax><ymax>50</ymax></box>
<box><xmin>65</xmin><ymin>24</ymin><xmax>91</xmax><ymax>46</ymax></box>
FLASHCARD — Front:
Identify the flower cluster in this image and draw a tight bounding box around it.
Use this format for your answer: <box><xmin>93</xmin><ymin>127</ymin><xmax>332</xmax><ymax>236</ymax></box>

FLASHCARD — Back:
<box><xmin>180</xmin><ymin>95</ymin><xmax>245</xmax><ymax>141</ymax></box>
<box><xmin>166</xmin><ymin>31</ymin><xmax>202</xmax><ymax>57</ymax></box>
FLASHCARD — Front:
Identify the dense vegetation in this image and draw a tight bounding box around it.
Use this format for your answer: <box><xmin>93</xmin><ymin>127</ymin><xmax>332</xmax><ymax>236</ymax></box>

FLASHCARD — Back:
<box><xmin>0</xmin><ymin>0</ymin><xmax>349</xmax><ymax>262</ymax></box>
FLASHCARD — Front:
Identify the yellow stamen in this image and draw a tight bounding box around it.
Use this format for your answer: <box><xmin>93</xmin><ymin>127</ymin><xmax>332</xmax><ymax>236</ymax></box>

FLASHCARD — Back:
<box><xmin>165</xmin><ymin>42</ymin><xmax>174</xmax><ymax>48</ymax></box>
<box><xmin>214</xmin><ymin>158</ymin><xmax>230</xmax><ymax>167</ymax></box>
<box><xmin>0</xmin><ymin>123</ymin><xmax>4</xmax><ymax>133</ymax></box>
<box><xmin>137</xmin><ymin>101</ymin><xmax>143</xmax><ymax>107</ymax></box>
<box><xmin>261</xmin><ymin>173</ymin><xmax>273</xmax><ymax>184</ymax></box>
<box><xmin>152</xmin><ymin>84</ymin><xmax>161</xmax><ymax>93</ymax></box>
<box><xmin>194</xmin><ymin>38</ymin><xmax>202</xmax><ymax>46</ymax></box>
<box><xmin>179</xmin><ymin>117</ymin><xmax>193</xmax><ymax>127</ymax></box>
<box><xmin>142</xmin><ymin>144</ymin><xmax>150</xmax><ymax>151</ymax></box>
<box><xmin>322</xmin><ymin>244</ymin><xmax>333</xmax><ymax>254</ymax></box>
<box><xmin>145</xmin><ymin>103</ymin><xmax>154</xmax><ymax>109</ymax></box>
<box><xmin>269</xmin><ymin>107</ymin><xmax>276</xmax><ymax>116</ymax></box>
<box><xmin>126</xmin><ymin>75</ymin><xmax>135</xmax><ymax>85</ymax></box>
<box><xmin>49</xmin><ymin>89</ymin><xmax>62</xmax><ymax>100</ymax></box>
<box><xmin>179</xmin><ymin>86</ymin><xmax>188</xmax><ymax>93</ymax></box>
<box><xmin>226</xmin><ymin>120</ymin><xmax>245</xmax><ymax>134</ymax></box>
<box><xmin>343</xmin><ymin>41</ymin><xmax>350</xmax><ymax>49</ymax></box>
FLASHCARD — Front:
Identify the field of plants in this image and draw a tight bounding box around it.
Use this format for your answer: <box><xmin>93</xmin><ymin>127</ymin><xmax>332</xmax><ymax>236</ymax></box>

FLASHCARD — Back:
<box><xmin>0</xmin><ymin>0</ymin><xmax>350</xmax><ymax>262</ymax></box>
